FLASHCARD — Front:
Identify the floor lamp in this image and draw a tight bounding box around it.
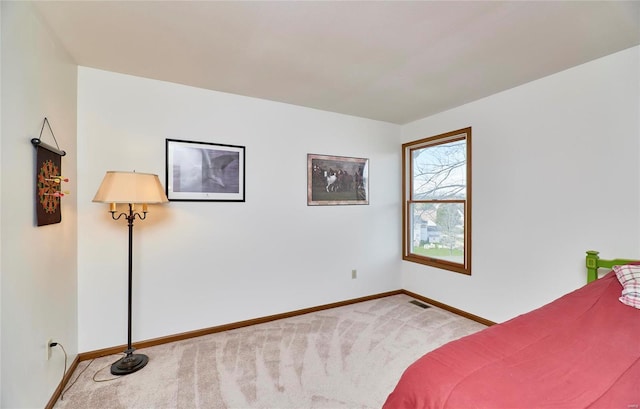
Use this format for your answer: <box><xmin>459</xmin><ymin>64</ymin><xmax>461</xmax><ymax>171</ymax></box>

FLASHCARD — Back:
<box><xmin>93</xmin><ymin>171</ymin><xmax>168</xmax><ymax>375</ymax></box>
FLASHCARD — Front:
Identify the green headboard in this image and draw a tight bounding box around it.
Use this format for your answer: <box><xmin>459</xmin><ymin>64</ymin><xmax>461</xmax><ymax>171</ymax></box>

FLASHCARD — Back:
<box><xmin>585</xmin><ymin>250</ymin><xmax>637</xmax><ymax>283</ymax></box>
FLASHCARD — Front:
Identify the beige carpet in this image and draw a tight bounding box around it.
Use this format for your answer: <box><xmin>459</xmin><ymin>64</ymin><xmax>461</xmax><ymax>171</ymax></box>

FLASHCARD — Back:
<box><xmin>54</xmin><ymin>294</ymin><xmax>486</xmax><ymax>409</ymax></box>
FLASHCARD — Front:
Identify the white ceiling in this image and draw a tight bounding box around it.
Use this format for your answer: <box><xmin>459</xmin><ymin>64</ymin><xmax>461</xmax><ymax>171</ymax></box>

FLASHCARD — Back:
<box><xmin>33</xmin><ymin>1</ymin><xmax>640</xmax><ymax>124</ymax></box>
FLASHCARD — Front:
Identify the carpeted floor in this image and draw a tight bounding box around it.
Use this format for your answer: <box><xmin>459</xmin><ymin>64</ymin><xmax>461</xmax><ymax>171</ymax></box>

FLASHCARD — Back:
<box><xmin>54</xmin><ymin>294</ymin><xmax>486</xmax><ymax>409</ymax></box>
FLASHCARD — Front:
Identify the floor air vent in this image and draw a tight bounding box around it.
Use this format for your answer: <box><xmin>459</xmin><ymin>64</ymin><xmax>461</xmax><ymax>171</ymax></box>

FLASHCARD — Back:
<box><xmin>409</xmin><ymin>300</ymin><xmax>431</xmax><ymax>309</ymax></box>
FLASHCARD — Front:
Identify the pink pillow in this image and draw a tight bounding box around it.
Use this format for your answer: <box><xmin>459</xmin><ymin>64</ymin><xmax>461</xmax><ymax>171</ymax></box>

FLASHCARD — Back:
<box><xmin>613</xmin><ymin>264</ymin><xmax>640</xmax><ymax>309</ymax></box>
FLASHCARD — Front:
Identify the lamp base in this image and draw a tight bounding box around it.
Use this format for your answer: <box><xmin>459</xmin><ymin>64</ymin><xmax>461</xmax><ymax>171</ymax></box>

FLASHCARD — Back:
<box><xmin>110</xmin><ymin>353</ymin><xmax>149</xmax><ymax>375</ymax></box>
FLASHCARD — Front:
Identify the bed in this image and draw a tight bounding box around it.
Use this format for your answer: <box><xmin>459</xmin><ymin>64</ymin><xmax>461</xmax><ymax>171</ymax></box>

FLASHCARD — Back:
<box><xmin>383</xmin><ymin>251</ymin><xmax>640</xmax><ymax>409</ymax></box>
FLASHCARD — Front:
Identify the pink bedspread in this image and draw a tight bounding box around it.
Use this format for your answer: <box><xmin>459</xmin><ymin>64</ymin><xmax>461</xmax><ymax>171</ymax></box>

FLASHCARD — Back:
<box><xmin>383</xmin><ymin>271</ymin><xmax>640</xmax><ymax>409</ymax></box>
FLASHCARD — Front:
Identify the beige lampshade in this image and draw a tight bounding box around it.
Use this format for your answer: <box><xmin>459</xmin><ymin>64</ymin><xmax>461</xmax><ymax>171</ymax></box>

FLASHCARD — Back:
<box><xmin>93</xmin><ymin>171</ymin><xmax>169</xmax><ymax>204</ymax></box>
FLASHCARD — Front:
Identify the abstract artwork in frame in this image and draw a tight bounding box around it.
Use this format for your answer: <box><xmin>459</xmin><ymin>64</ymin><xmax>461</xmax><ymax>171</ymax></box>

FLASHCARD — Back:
<box><xmin>166</xmin><ymin>138</ymin><xmax>245</xmax><ymax>202</ymax></box>
<box><xmin>307</xmin><ymin>154</ymin><xmax>369</xmax><ymax>206</ymax></box>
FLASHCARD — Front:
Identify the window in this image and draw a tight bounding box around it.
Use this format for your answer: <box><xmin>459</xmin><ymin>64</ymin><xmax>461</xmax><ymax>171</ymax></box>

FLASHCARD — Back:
<box><xmin>402</xmin><ymin>127</ymin><xmax>471</xmax><ymax>275</ymax></box>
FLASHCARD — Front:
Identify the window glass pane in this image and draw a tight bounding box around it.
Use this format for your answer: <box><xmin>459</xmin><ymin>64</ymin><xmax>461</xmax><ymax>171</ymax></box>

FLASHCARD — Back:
<box><xmin>409</xmin><ymin>202</ymin><xmax>464</xmax><ymax>265</ymax></box>
<box><xmin>412</xmin><ymin>140</ymin><xmax>466</xmax><ymax>200</ymax></box>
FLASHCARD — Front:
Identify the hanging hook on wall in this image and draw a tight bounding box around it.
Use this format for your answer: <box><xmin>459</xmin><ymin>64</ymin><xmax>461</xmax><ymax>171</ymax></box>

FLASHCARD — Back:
<box><xmin>30</xmin><ymin>117</ymin><xmax>66</xmax><ymax>156</ymax></box>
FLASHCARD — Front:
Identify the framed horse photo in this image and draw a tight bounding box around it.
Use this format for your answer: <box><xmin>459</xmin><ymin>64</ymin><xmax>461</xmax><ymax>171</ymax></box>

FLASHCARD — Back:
<box><xmin>307</xmin><ymin>154</ymin><xmax>369</xmax><ymax>206</ymax></box>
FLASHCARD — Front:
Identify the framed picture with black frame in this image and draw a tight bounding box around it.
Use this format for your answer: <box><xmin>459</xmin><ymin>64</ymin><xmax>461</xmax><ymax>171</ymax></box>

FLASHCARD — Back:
<box><xmin>307</xmin><ymin>153</ymin><xmax>369</xmax><ymax>206</ymax></box>
<box><xmin>166</xmin><ymin>138</ymin><xmax>245</xmax><ymax>202</ymax></box>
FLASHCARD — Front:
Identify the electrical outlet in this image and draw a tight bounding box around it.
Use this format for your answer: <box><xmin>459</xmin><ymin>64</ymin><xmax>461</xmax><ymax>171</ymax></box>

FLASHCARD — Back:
<box><xmin>46</xmin><ymin>338</ymin><xmax>53</xmax><ymax>360</ymax></box>
<box><xmin>352</xmin><ymin>269</ymin><xmax>357</xmax><ymax>279</ymax></box>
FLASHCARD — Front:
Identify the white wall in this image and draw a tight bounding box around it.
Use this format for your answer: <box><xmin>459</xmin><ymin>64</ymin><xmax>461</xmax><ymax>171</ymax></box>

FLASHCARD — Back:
<box><xmin>77</xmin><ymin>68</ymin><xmax>401</xmax><ymax>352</ymax></box>
<box><xmin>0</xmin><ymin>2</ymin><xmax>78</xmax><ymax>408</ymax></box>
<box><xmin>0</xmin><ymin>4</ymin><xmax>4</xmax><ymax>405</ymax></box>
<box><xmin>402</xmin><ymin>46</ymin><xmax>640</xmax><ymax>323</ymax></box>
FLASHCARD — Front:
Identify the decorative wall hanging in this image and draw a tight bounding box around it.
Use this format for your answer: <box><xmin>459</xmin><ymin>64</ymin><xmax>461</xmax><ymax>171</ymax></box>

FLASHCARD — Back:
<box><xmin>31</xmin><ymin>117</ymin><xmax>68</xmax><ymax>226</ymax></box>
<box><xmin>307</xmin><ymin>153</ymin><xmax>369</xmax><ymax>206</ymax></box>
<box><xmin>166</xmin><ymin>138</ymin><xmax>245</xmax><ymax>202</ymax></box>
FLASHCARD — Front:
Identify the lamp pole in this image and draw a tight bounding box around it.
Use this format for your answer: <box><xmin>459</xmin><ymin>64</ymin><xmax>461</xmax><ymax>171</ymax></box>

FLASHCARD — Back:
<box><xmin>109</xmin><ymin>203</ymin><xmax>149</xmax><ymax>375</ymax></box>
